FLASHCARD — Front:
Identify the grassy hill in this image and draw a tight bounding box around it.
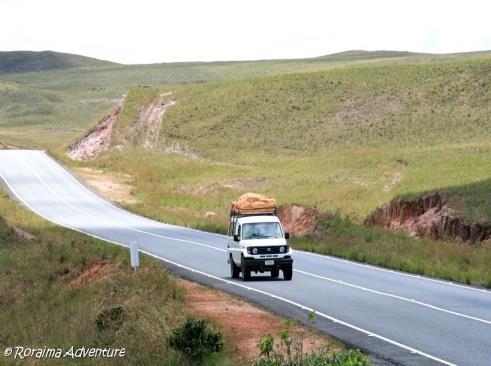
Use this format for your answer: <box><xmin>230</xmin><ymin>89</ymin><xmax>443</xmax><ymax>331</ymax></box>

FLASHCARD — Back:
<box><xmin>101</xmin><ymin>56</ymin><xmax>490</xmax><ymax>219</ymax></box>
<box><xmin>1</xmin><ymin>49</ymin><xmax>489</xmax><ymax>149</ymax></box>
<box><xmin>69</xmin><ymin>53</ymin><xmax>491</xmax><ymax>287</ymax></box>
<box><xmin>0</xmin><ymin>50</ymin><xmax>114</xmax><ymax>73</ymax></box>
<box><xmin>315</xmin><ymin>50</ymin><xmax>424</xmax><ymax>61</ymax></box>
<box><xmin>1</xmin><ymin>50</ymin><xmax>491</xmax><ymax>286</ymax></box>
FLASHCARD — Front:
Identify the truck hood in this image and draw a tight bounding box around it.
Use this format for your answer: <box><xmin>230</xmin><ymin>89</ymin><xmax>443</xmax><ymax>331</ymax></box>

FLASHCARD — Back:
<box><xmin>241</xmin><ymin>238</ymin><xmax>287</xmax><ymax>246</ymax></box>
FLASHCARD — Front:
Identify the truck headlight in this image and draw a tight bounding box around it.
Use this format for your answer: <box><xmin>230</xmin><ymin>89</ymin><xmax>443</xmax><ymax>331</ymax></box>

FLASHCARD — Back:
<box><xmin>252</xmin><ymin>247</ymin><xmax>258</xmax><ymax>254</ymax></box>
<box><xmin>280</xmin><ymin>246</ymin><xmax>286</xmax><ymax>253</ymax></box>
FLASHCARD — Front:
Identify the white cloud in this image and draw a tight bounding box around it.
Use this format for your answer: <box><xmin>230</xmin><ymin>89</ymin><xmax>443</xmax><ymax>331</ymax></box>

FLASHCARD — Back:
<box><xmin>1</xmin><ymin>0</ymin><xmax>490</xmax><ymax>63</ymax></box>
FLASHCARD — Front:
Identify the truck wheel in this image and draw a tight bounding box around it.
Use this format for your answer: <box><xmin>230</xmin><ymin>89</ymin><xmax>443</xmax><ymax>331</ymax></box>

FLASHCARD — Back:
<box><xmin>271</xmin><ymin>268</ymin><xmax>279</xmax><ymax>278</ymax></box>
<box><xmin>230</xmin><ymin>257</ymin><xmax>240</xmax><ymax>278</ymax></box>
<box><xmin>283</xmin><ymin>265</ymin><xmax>293</xmax><ymax>281</ymax></box>
<box><xmin>242</xmin><ymin>266</ymin><xmax>251</xmax><ymax>281</ymax></box>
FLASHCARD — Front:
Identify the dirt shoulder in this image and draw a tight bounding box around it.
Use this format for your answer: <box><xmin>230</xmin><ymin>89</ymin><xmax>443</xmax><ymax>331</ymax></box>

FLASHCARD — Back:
<box><xmin>177</xmin><ymin>278</ymin><xmax>339</xmax><ymax>365</ymax></box>
<box><xmin>73</xmin><ymin>167</ymin><xmax>137</xmax><ymax>205</ymax></box>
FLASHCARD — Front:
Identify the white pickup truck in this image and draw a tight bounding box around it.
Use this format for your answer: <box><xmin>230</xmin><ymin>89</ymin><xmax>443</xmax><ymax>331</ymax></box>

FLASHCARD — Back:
<box><xmin>226</xmin><ymin>209</ymin><xmax>293</xmax><ymax>281</ymax></box>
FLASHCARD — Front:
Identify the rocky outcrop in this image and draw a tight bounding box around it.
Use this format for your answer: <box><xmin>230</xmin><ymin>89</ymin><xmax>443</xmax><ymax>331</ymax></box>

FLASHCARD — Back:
<box><xmin>365</xmin><ymin>192</ymin><xmax>491</xmax><ymax>242</ymax></box>
<box><xmin>68</xmin><ymin>106</ymin><xmax>121</xmax><ymax>160</ymax></box>
<box><xmin>277</xmin><ymin>205</ymin><xmax>318</xmax><ymax>237</ymax></box>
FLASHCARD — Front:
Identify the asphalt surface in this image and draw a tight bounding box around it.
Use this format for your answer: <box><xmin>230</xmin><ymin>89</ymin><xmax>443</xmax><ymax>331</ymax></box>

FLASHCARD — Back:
<box><xmin>1</xmin><ymin>150</ymin><xmax>490</xmax><ymax>366</ymax></box>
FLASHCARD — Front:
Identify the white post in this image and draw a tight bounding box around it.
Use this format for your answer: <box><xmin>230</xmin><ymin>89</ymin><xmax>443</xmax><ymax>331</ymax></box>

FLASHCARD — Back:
<box><xmin>130</xmin><ymin>241</ymin><xmax>139</xmax><ymax>271</ymax></box>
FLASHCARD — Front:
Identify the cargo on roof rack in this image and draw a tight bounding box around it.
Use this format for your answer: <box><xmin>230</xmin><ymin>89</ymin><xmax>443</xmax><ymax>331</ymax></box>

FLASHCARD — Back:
<box><xmin>230</xmin><ymin>192</ymin><xmax>277</xmax><ymax>216</ymax></box>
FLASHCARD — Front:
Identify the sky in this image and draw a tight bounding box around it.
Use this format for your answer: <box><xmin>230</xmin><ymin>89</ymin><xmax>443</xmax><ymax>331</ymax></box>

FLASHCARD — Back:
<box><xmin>1</xmin><ymin>0</ymin><xmax>490</xmax><ymax>64</ymax></box>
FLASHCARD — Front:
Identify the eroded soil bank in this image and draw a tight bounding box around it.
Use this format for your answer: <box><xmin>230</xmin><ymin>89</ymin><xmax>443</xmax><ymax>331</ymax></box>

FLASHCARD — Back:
<box><xmin>365</xmin><ymin>192</ymin><xmax>491</xmax><ymax>242</ymax></box>
<box><xmin>68</xmin><ymin>106</ymin><xmax>121</xmax><ymax>160</ymax></box>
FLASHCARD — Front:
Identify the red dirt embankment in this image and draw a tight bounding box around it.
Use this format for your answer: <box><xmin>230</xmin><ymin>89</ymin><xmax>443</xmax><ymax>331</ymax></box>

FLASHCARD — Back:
<box><xmin>68</xmin><ymin>106</ymin><xmax>121</xmax><ymax>160</ymax></box>
<box><xmin>68</xmin><ymin>93</ymin><xmax>176</xmax><ymax>160</ymax></box>
<box><xmin>277</xmin><ymin>205</ymin><xmax>319</xmax><ymax>236</ymax></box>
<box><xmin>365</xmin><ymin>192</ymin><xmax>491</xmax><ymax>242</ymax></box>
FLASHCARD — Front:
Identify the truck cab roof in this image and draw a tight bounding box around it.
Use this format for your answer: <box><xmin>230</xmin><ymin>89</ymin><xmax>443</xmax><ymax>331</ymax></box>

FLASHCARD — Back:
<box><xmin>235</xmin><ymin>215</ymin><xmax>280</xmax><ymax>224</ymax></box>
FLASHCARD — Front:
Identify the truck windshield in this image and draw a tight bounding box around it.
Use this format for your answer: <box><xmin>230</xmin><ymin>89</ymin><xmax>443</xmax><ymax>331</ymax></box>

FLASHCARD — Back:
<box><xmin>242</xmin><ymin>222</ymin><xmax>282</xmax><ymax>239</ymax></box>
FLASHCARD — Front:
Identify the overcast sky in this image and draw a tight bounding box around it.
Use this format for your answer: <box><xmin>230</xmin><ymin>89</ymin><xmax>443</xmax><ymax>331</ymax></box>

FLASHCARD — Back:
<box><xmin>1</xmin><ymin>0</ymin><xmax>490</xmax><ymax>64</ymax></box>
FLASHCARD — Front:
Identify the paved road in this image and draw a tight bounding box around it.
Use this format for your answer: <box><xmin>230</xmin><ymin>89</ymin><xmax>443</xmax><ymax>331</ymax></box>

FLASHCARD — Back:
<box><xmin>1</xmin><ymin>150</ymin><xmax>490</xmax><ymax>366</ymax></box>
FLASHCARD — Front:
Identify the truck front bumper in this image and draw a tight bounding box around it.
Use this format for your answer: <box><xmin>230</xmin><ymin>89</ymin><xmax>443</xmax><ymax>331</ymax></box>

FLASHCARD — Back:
<box><xmin>242</xmin><ymin>256</ymin><xmax>293</xmax><ymax>270</ymax></box>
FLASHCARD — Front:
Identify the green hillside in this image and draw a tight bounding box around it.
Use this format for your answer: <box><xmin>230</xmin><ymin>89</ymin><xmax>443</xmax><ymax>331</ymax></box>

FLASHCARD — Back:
<box><xmin>0</xmin><ymin>50</ymin><xmax>114</xmax><ymax>73</ymax></box>
<box><xmin>1</xmin><ymin>50</ymin><xmax>490</xmax><ymax>286</ymax></box>
<box><xmin>315</xmin><ymin>50</ymin><xmax>424</xmax><ymax>61</ymax></box>
<box><xmin>160</xmin><ymin>59</ymin><xmax>490</xmax><ymax>156</ymax></box>
<box><xmin>93</xmin><ymin>55</ymin><xmax>491</xmax><ymax>225</ymax></box>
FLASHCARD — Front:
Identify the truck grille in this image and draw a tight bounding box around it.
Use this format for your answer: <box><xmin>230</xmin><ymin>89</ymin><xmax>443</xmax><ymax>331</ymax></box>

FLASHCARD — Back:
<box><xmin>254</xmin><ymin>246</ymin><xmax>281</xmax><ymax>254</ymax></box>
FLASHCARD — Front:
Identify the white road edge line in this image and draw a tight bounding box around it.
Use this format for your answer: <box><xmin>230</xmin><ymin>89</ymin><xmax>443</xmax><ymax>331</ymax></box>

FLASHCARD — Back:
<box><xmin>294</xmin><ymin>269</ymin><xmax>491</xmax><ymax>325</ymax></box>
<box><xmin>297</xmin><ymin>250</ymin><xmax>491</xmax><ymax>295</ymax></box>
<box><xmin>40</xmin><ymin>151</ymin><xmax>491</xmax><ymax>296</ymax></box>
<box><xmin>16</xmin><ymin>153</ymin><xmax>226</xmax><ymax>254</ymax></box>
<box><xmin>15</xmin><ymin>152</ymin><xmax>491</xmax><ymax>326</ymax></box>
<box><xmin>0</xmin><ymin>168</ymin><xmax>456</xmax><ymax>366</ymax></box>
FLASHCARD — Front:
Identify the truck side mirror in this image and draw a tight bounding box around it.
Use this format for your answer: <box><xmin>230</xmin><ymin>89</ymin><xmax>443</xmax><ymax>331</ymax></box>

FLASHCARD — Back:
<box><xmin>285</xmin><ymin>232</ymin><xmax>290</xmax><ymax>239</ymax></box>
<box><xmin>233</xmin><ymin>234</ymin><xmax>240</xmax><ymax>242</ymax></box>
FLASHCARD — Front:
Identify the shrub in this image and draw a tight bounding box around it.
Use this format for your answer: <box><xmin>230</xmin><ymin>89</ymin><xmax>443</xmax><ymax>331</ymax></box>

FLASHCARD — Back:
<box><xmin>168</xmin><ymin>316</ymin><xmax>223</xmax><ymax>362</ymax></box>
<box><xmin>95</xmin><ymin>305</ymin><xmax>124</xmax><ymax>332</ymax></box>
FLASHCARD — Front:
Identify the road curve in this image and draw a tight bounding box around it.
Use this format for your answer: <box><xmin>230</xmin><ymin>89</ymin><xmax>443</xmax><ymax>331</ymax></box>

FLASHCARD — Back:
<box><xmin>1</xmin><ymin>150</ymin><xmax>490</xmax><ymax>366</ymax></box>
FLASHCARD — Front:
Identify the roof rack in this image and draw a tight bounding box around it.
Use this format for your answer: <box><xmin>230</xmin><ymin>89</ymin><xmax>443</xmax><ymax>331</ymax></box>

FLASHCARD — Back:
<box><xmin>230</xmin><ymin>207</ymin><xmax>278</xmax><ymax>218</ymax></box>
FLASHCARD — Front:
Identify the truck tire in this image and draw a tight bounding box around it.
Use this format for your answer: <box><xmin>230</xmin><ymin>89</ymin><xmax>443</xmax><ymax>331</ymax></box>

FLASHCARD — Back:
<box><xmin>242</xmin><ymin>266</ymin><xmax>251</xmax><ymax>281</ymax></box>
<box><xmin>230</xmin><ymin>256</ymin><xmax>240</xmax><ymax>278</ymax></box>
<box><xmin>283</xmin><ymin>265</ymin><xmax>293</xmax><ymax>281</ymax></box>
<box><xmin>271</xmin><ymin>268</ymin><xmax>279</xmax><ymax>278</ymax></box>
<box><xmin>241</xmin><ymin>255</ymin><xmax>251</xmax><ymax>281</ymax></box>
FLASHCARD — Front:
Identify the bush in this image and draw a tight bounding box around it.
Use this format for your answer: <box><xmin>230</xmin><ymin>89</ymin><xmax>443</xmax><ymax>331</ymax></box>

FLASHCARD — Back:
<box><xmin>95</xmin><ymin>305</ymin><xmax>124</xmax><ymax>332</ymax></box>
<box><xmin>327</xmin><ymin>349</ymin><xmax>370</xmax><ymax>365</ymax></box>
<box><xmin>168</xmin><ymin>316</ymin><xmax>223</xmax><ymax>362</ymax></box>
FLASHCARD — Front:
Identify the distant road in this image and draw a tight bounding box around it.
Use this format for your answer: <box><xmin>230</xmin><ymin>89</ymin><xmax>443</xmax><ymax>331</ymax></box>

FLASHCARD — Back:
<box><xmin>1</xmin><ymin>150</ymin><xmax>491</xmax><ymax>366</ymax></box>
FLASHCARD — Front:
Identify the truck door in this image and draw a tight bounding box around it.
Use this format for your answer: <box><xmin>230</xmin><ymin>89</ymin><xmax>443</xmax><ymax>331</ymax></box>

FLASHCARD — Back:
<box><xmin>231</xmin><ymin>224</ymin><xmax>242</xmax><ymax>263</ymax></box>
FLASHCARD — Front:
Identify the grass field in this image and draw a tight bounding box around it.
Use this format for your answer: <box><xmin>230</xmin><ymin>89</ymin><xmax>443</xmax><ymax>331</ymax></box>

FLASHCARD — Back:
<box><xmin>1</xmin><ymin>50</ymin><xmax>491</xmax><ymax>288</ymax></box>
<box><xmin>0</xmin><ymin>190</ymin><xmax>239</xmax><ymax>365</ymax></box>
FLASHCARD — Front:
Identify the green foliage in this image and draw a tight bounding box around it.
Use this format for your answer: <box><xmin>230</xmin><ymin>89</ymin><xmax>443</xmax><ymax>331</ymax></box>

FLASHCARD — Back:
<box><xmin>168</xmin><ymin>316</ymin><xmax>224</xmax><ymax>362</ymax></box>
<box><xmin>258</xmin><ymin>333</ymin><xmax>275</xmax><ymax>359</ymax></box>
<box><xmin>304</xmin><ymin>349</ymin><xmax>369</xmax><ymax>366</ymax></box>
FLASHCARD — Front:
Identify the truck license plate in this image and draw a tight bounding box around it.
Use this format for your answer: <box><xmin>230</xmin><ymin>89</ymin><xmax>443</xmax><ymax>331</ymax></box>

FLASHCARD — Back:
<box><xmin>265</xmin><ymin>260</ymin><xmax>274</xmax><ymax>266</ymax></box>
